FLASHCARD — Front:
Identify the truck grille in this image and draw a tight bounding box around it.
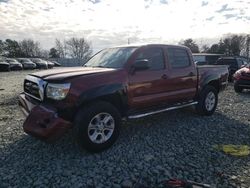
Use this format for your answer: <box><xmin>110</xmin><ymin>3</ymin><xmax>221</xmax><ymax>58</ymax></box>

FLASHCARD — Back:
<box><xmin>24</xmin><ymin>80</ymin><xmax>41</xmax><ymax>100</ymax></box>
<box><xmin>24</xmin><ymin>75</ymin><xmax>46</xmax><ymax>101</ymax></box>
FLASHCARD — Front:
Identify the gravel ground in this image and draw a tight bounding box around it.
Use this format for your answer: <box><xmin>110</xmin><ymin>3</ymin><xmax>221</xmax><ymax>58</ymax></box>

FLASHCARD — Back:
<box><xmin>0</xmin><ymin>70</ymin><xmax>250</xmax><ymax>188</ymax></box>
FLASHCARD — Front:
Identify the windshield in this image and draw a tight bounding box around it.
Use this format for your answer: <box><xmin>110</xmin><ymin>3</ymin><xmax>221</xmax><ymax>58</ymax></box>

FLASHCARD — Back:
<box><xmin>84</xmin><ymin>47</ymin><xmax>137</xmax><ymax>68</ymax></box>
<box><xmin>32</xmin><ymin>59</ymin><xmax>42</xmax><ymax>63</ymax></box>
<box><xmin>7</xmin><ymin>59</ymin><xmax>18</xmax><ymax>64</ymax></box>
<box><xmin>22</xmin><ymin>59</ymin><xmax>32</xmax><ymax>63</ymax></box>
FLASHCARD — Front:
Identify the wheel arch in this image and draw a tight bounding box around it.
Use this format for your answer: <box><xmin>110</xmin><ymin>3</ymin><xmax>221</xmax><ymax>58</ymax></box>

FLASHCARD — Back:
<box><xmin>76</xmin><ymin>84</ymin><xmax>128</xmax><ymax>117</ymax></box>
<box><xmin>200</xmin><ymin>75</ymin><xmax>220</xmax><ymax>93</ymax></box>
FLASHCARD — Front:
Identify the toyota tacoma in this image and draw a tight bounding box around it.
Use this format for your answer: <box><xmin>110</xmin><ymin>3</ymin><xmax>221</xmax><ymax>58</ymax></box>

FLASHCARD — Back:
<box><xmin>19</xmin><ymin>44</ymin><xmax>228</xmax><ymax>152</ymax></box>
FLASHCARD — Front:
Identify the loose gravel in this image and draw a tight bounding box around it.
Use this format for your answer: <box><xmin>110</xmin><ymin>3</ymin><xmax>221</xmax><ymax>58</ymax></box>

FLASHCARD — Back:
<box><xmin>0</xmin><ymin>70</ymin><xmax>250</xmax><ymax>188</ymax></box>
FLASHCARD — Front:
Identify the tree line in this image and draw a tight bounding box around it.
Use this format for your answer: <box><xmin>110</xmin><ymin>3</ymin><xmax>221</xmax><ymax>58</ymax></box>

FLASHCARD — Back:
<box><xmin>0</xmin><ymin>37</ymin><xmax>93</xmax><ymax>61</ymax></box>
<box><xmin>179</xmin><ymin>34</ymin><xmax>250</xmax><ymax>58</ymax></box>
<box><xmin>1</xmin><ymin>34</ymin><xmax>249</xmax><ymax>60</ymax></box>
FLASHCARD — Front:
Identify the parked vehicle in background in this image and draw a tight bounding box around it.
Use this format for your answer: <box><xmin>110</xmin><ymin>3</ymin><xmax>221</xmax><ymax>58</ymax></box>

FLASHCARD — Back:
<box><xmin>30</xmin><ymin>58</ymin><xmax>48</xmax><ymax>69</ymax></box>
<box><xmin>51</xmin><ymin>60</ymin><xmax>61</xmax><ymax>67</ymax></box>
<box><xmin>19</xmin><ymin>44</ymin><xmax>228</xmax><ymax>152</ymax></box>
<box><xmin>215</xmin><ymin>57</ymin><xmax>246</xmax><ymax>81</ymax></box>
<box><xmin>17</xmin><ymin>58</ymin><xmax>36</xmax><ymax>70</ymax></box>
<box><xmin>233</xmin><ymin>64</ymin><xmax>250</xmax><ymax>93</ymax></box>
<box><xmin>193</xmin><ymin>53</ymin><xmax>223</xmax><ymax>65</ymax></box>
<box><xmin>0</xmin><ymin>59</ymin><xmax>10</xmax><ymax>71</ymax></box>
<box><xmin>6</xmin><ymin>58</ymin><xmax>23</xmax><ymax>70</ymax></box>
<box><xmin>45</xmin><ymin>60</ymin><xmax>54</xmax><ymax>69</ymax></box>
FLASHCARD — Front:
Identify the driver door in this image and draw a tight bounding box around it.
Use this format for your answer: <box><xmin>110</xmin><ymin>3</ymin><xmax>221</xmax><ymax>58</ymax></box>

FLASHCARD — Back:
<box><xmin>127</xmin><ymin>46</ymin><xmax>169</xmax><ymax>110</ymax></box>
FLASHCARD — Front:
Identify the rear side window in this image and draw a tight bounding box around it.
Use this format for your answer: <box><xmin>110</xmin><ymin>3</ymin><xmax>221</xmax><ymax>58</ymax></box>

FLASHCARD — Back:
<box><xmin>167</xmin><ymin>48</ymin><xmax>190</xmax><ymax>68</ymax></box>
<box><xmin>135</xmin><ymin>47</ymin><xmax>165</xmax><ymax>70</ymax></box>
<box><xmin>216</xmin><ymin>59</ymin><xmax>237</xmax><ymax>67</ymax></box>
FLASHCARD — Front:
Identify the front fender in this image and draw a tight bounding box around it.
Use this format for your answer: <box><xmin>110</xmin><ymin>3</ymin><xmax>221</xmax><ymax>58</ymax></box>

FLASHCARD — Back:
<box><xmin>76</xmin><ymin>83</ymin><xmax>128</xmax><ymax>110</ymax></box>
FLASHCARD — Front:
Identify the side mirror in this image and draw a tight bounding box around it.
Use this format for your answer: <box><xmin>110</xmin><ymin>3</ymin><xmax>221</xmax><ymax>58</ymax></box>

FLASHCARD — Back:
<box><xmin>133</xmin><ymin>59</ymin><xmax>149</xmax><ymax>71</ymax></box>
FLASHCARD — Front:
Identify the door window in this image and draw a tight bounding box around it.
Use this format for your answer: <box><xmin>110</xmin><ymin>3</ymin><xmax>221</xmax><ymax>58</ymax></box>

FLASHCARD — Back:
<box><xmin>135</xmin><ymin>47</ymin><xmax>165</xmax><ymax>70</ymax></box>
<box><xmin>167</xmin><ymin>48</ymin><xmax>190</xmax><ymax>68</ymax></box>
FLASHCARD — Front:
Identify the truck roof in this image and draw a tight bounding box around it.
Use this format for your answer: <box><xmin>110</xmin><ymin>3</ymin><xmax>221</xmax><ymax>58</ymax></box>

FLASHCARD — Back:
<box><xmin>193</xmin><ymin>53</ymin><xmax>224</xmax><ymax>56</ymax></box>
<box><xmin>113</xmin><ymin>43</ymin><xmax>189</xmax><ymax>49</ymax></box>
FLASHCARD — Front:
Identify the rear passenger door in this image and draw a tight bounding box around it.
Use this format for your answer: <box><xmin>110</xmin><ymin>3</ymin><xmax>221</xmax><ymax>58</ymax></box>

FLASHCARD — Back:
<box><xmin>165</xmin><ymin>47</ymin><xmax>197</xmax><ymax>102</ymax></box>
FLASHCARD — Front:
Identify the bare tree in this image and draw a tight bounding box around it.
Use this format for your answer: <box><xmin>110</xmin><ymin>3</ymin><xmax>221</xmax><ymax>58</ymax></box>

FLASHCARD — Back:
<box><xmin>0</xmin><ymin>40</ymin><xmax>4</xmax><ymax>55</ymax></box>
<box><xmin>39</xmin><ymin>50</ymin><xmax>49</xmax><ymax>58</ymax></box>
<box><xmin>65</xmin><ymin>37</ymin><xmax>92</xmax><ymax>61</ymax></box>
<box><xmin>55</xmin><ymin>39</ymin><xmax>66</xmax><ymax>58</ymax></box>
<box><xmin>19</xmin><ymin>39</ymin><xmax>42</xmax><ymax>57</ymax></box>
<box><xmin>241</xmin><ymin>34</ymin><xmax>250</xmax><ymax>58</ymax></box>
<box><xmin>207</xmin><ymin>34</ymin><xmax>246</xmax><ymax>56</ymax></box>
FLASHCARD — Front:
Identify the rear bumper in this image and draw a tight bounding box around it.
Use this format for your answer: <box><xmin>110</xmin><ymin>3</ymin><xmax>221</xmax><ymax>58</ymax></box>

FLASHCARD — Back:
<box><xmin>18</xmin><ymin>93</ymin><xmax>72</xmax><ymax>142</ymax></box>
<box><xmin>235</xmin><ymin>79</ymin><xmax>250</xmax><ymax>89</ymax></box>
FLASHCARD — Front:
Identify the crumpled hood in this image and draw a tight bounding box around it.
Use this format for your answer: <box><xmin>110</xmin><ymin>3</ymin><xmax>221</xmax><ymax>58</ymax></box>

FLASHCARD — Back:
<box><xmin>29</xmin><ymin>67</ymin><xmax>117</xmax><ymax>81</ymax></box>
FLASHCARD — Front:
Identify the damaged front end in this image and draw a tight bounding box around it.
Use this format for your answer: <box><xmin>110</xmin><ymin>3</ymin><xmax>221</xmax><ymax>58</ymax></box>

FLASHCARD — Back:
<box><xmin>18</xmin><ymin>75</ymin><xmax>72</xmax><ymax>142</ymax></box>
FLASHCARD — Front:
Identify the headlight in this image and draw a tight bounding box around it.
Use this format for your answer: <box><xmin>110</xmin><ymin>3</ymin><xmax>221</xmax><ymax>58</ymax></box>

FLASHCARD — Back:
<box><xmin>46</xmin><ymin>83</ymin><xmax>71</xmax><ymax>100</ymax></box>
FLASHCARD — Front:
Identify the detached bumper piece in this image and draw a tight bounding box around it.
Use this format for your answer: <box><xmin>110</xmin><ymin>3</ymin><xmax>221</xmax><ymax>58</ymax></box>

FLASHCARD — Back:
<box><xmin>19</xmin><ymin>93</ymin><xmax>72</xmax><ymax>142</ymax></box>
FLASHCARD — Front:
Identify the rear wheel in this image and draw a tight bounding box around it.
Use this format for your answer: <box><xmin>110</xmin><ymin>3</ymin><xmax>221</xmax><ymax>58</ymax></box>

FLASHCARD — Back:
<box><xmin>234</xmin><ymin>83</ymin><xmax>243</xmax><ymax>93</ymax></box>
<box><xmin>74</xmin><ymin>101</ymin><xmax>121</xmax><ymax>152</ymax></box>
<box><xmin>196</xmin><ymin>86</ymin><xmax>218</xmax><ymax>116</ymax></box>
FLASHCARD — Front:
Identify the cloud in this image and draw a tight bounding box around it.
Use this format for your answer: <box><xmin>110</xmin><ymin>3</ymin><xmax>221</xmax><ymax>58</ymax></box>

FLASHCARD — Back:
<box><xmin>88</xmin><ymin>0</ymin><xmax>101</xmax><ymax>4</ymax></box>
<box><xmin>0</xmin><ymin>0</ymin><xmax>249</xmax><ymax>50</ymax></box>
<box><xmin>206</xmin><ymin>16</ymin><xmax>214</xmax><ymax>21</ymax></box>
<box><xmin>216</xmin><ymin>4</ymin><xmax>234</xmax><ymax>13</ymax></box>
<box><xmin>160</xmin><ymin>0</ymin><xmax>168</xmax><ymax>4</ymax></box>
<box><xmin>201</xmin><ymin>1</ymin><xmax>208</xmax><ymax>7</ymax></box>
<box><xmin>219</xmin><ymin>22</ymin><xmax>228</xmax><ymax>25</ymax></box>
<box><xmin>224</xmin><ymin>14</ymin><xmax>236</xmax><ymax>19</ymax></box>
<box><xmin>0</xmin><ymin>0</ymin><xmax>8</xmax><ymax>3</ymax></box>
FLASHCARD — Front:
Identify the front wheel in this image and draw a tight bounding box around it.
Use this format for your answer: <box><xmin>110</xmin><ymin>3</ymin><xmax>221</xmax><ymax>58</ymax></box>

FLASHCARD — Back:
<box><xmin>74</xmin><ymin>101</ymin><xmax>121</xmax><ymax>152</ymax></box>
<box><xmin>195</xmin><ymin>86</ymin><xmax>218</xmax><ymax>116</ymax></box>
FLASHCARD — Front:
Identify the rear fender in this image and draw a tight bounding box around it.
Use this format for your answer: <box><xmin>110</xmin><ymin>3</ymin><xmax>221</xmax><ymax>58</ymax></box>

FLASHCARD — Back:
<box><xmin>198</xmin><ymin>74</ymin><xmax>221</xmax><ymax>97</ymax></box>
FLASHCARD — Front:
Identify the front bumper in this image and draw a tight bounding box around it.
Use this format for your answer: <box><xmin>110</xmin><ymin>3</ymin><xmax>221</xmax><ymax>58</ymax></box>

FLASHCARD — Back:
<box><xmin>18</xmin><ymin>93</ymin><xmax>72</xmax><ymax>142</ymax></box>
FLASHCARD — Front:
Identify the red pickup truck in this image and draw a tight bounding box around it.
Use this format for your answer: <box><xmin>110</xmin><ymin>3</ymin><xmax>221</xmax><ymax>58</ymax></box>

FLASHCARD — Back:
<box><xmin>19</xmin><ymin>44</ymin><xmax>228</xmax><ymax>152</ymax></box>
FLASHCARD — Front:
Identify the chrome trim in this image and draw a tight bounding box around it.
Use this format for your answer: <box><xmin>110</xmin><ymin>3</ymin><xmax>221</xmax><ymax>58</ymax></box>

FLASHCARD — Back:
<box><xmin>25</xmin><ymin>75</ymin><xmax>47</xmax><ymax>101</ymax></box>
<box><xmin>24</xmin><ymin>92</ymin><xmax>42</xmax><ymax>101</ymax></box>
<box><xmin>128</xmin><ymin>102</ymin><xmax>198</xmax><ymax>119</ymax></box>
<box><xmin>20</xmin><ymin>106</ymin><xmax>29</xmax><ymax>117</ymax></box>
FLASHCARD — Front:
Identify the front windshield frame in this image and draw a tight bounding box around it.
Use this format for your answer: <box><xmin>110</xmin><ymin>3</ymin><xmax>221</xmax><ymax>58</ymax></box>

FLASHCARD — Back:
<box><xmin>84</xmin><ymin>47</ymin><xmax>138</xmax><ymax>69</ymax></box>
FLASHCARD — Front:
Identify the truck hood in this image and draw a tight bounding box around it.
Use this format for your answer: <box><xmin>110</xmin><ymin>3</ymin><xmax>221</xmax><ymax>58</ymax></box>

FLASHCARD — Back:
<box><xmin>29</xmin><ymin>67</ymin><xmax>117</xmax><ymax>81</ymax></box>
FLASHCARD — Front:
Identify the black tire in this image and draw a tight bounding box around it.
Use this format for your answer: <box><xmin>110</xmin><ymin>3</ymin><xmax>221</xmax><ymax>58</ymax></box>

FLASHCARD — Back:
<box><xmin>234</xmin><ymin>83</ymin><xmax>243</xmax><ymax>93</ymax></box>
<box><xmin>74</xmin><ymin>101</ymin><xmax>121</xmax><ymax>152</ymax></box>
<box><xmin>195</xmin><ymin>85</ymin><xmax>218</xmax><ymax>116</ymax></box>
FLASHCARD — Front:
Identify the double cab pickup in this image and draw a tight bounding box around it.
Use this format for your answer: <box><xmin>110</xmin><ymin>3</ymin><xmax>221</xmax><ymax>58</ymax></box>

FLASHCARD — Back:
<box><xmin>19</xmin><ymin>44</ymin><xmax>228</xmax><ymax>152</ymax></box>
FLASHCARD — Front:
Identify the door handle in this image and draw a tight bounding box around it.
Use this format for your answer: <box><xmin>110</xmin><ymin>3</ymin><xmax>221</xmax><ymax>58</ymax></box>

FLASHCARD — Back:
<box><xmin>188</xmin><ymin>72</ymin><xmax>195</xmax><ymax>76</ymax></box>
<box><xmin>161</xmin><ymin>74</ymin><xmax>168</xmax><ymax>79</ymax></box>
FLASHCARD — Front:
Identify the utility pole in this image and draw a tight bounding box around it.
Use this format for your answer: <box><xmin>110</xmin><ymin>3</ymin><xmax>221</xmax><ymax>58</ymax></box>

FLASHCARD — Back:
<box><xmin>246</xmin><ymin>34</ymin><xmax>250</xmax><ymax>60</ymax></box>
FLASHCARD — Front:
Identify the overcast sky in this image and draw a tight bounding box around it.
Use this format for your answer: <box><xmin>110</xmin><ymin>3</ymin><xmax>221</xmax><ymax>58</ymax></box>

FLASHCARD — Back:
<box><xmin>0</xmin><ymin>0</ymin><xmax>249</xmax><ymax>52</ymax></box>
